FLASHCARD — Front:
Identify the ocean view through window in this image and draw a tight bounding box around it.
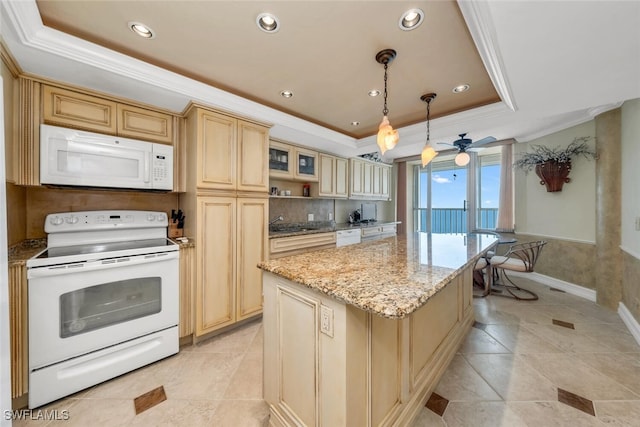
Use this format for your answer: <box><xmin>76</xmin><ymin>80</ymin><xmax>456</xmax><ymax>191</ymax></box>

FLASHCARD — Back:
<box><xmin>414</xmin><ymin>148</ymin><xmax>502</xmax><ymax>233</ymax></box>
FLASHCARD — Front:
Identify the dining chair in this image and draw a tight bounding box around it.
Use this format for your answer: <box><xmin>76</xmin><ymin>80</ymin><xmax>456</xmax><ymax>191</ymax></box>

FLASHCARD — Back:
<box><xmin>489</xmin><ymin>240</ymin><xmax>547</xmax><ymax>300</ymax></box>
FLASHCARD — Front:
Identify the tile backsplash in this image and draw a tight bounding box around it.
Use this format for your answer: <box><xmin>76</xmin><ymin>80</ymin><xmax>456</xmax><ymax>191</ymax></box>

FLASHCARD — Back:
<box><xmin>269</xmin><ymin>198</ymin><xmax>395</xmax><ymax>225</ymax></box>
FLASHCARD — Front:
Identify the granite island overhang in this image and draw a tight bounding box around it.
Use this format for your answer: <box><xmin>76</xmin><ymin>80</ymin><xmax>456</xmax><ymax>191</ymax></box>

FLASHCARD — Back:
<box><xmin>258</xmin><ymin>232</ymin><xmax>499</xmax><ymax>319</ymax></box>
<box><xmin>259</xmin><ymin>232</ymin><xmax>498</xmax><ymax>427</ymax></box>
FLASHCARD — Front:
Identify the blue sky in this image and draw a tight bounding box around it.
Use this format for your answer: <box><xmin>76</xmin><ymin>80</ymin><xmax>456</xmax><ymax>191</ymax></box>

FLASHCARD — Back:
<box><xmin>419</xmin><ymin>164</ymin><xmax>500</xmax><ymax>209</ymax></box>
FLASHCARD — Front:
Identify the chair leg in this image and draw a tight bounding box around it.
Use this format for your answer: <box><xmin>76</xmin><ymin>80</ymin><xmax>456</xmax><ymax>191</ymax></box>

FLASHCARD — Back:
<box><xmin>494</xmin><ymin>270</ymin><xmax>538</xmax><ymax>301</ymax></box>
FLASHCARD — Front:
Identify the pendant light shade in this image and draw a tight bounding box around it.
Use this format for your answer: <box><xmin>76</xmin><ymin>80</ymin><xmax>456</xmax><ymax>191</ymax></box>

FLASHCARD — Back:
<box><xmin>454</xmin><ymin>151</ymin><xmax>471</xmax><ymax>166</ymax></box>
<box><xmin>377</xmin><ymin>116</ymin><xmax>399</xmax><ymax>154</ymax></box>
<box><xmin>375</xmin><ymin>49</ymin><xmax>398</xmax><ymax>155</ymax></box>
<box><xmin>420</xmin><ymin>93</ymin><xmax>438</xmax><ymax>167</ymax></box>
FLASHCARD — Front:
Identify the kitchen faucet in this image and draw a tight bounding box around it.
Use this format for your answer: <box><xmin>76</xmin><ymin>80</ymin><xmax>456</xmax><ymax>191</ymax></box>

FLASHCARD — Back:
<box><xmin>269</xmin><ymin>215</ymin><xmax>284</xmax><ymax>226</ymax></box>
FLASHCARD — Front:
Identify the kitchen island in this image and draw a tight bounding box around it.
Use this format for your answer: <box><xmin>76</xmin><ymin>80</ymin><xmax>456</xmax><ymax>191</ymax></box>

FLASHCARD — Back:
<box><xmin>258</xmin><ymin>232</ymin><xmax>498</xmax><ymax>427</ymax></box>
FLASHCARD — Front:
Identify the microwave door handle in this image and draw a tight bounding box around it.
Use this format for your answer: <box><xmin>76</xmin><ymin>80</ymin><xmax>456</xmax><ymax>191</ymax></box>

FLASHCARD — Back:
<box><xmin>144</xmin><ymin>152</ymin><xmax>151</xmax><ymax>183</ymax></box>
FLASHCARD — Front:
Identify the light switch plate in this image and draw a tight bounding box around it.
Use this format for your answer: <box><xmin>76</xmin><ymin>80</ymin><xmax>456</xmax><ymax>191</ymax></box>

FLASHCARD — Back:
<box><xmin>636</xmin><ymin>217</ymin><xmax>640</xmax><ymax>231</ymax></box>
<box><xmin>308</xmin><ymin>213</ymin><xmax>314</xmax><ymax>221</ymax></box>
<box><xmin>320</xmin><ymin>305</ymin><xmax>334</xmax><ymax>338</ymax></box>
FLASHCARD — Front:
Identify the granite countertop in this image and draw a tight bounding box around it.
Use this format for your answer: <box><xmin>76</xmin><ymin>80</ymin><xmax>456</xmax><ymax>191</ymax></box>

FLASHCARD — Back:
<box><xmin>269</xmin><ymin>221</ymin><xmax>400</xmax><ymax>238</ymax></box>
<box><xmin>8</xmin><ymin>239</ymin><xmax>47</xmax><ymax>266</ymax></box>
<box><xmin>258</xmin><ymin>232</ymin><xmax>498</xmax><ymax>319</ymax></box>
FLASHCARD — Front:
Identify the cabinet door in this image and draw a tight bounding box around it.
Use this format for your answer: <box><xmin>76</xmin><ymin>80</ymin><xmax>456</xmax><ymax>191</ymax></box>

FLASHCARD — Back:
<box><xmin>42</xmin><ymin>85</ymin><xmax>117</xmax><ymax>134</ymax></box>
<box><xmin>196</xmin><ymin>197</ymin><xmax>236</xmax><ymax>336</ymax></box>
<box><xmin>237</xmin><ymin>120</ymin><xmax>269</xmax><ymax>192</ymax></box>
<box><xmin>318</xmin><ymin>153</ymin><xmax>335</xmax><ymax>197</ymax></box>
<box><xmin>335</xmin><ymin>157</ymin><xmax>349</xmax><ymax>198</ymax></box>
<box><xmin>117</xmin><ymin>104</ymin><xmax>174</xmax><ymax>145</ymax></box>
<box><xmin>237</xmin><ymin>198</ymin><xmax>268</xmax><ymax>320</ymax></box>
<box><xmin>269</xmin><ymin>140</ymin><xmax>294</xmax><ymax>179</ymax></box>
<box><xmin>295</xmin><ymin>148</ymin><xmax>318</xmax><ymax>182</ymax></box>
<box><xmin>363</xmin><ymin>162</ymin><xmax>373</xmax><ymax>196</ymax></box>
<box><xmin>381</xmin><ymin>165</ymin><xmax>391</xmax><ymax>200</ymax></box>
<box><xmin>350</xmin><ymin>159</ymin><xmax>364</xmax><ymax>197</ymax></box>
<box><xmin>372</xmin><ymin>164</ymin><xmax>382</xmax><ymax>196</ymax></box>
<box><xmin>197</xmin><ymin>110</ymin><xmax>237</xmax><ymax>190</ymax></box>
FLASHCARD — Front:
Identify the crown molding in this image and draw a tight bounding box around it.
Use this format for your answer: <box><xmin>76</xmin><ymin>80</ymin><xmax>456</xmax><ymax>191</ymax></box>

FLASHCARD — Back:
<box><xmin>457</xmin><ymin>0</ymin><xmax>517</xmax><ymax>112</ymax></box>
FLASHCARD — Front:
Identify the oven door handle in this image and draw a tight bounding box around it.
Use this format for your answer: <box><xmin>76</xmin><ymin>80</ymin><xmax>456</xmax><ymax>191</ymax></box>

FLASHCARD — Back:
<box><xmin>27</xmin><ymin>251</ymin><xmax>178</xmax><ymax>279</ymax></box>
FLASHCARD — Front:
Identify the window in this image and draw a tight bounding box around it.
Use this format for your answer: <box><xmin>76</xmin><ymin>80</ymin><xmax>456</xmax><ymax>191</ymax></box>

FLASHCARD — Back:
<box><xmin>414</xmin><ymin>147</ymin><xmax>503</xmax><ymax>233</ymax></box>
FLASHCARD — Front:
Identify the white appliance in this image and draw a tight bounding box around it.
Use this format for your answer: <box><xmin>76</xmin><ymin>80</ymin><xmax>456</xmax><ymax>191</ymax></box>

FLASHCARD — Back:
<box><xmin>26</xmin><ymin>210</ymin><xmax>179</xmax><ymax>408</ymax></box>
<box><xmin>40</xmin><ymin>124</ymin><xmax>173</xmax><ymax>190</ymax></box>
<box><xmin>336</xmin><ymin>229</ymin><xmax>361</xmax><ymax>247</ymax></box>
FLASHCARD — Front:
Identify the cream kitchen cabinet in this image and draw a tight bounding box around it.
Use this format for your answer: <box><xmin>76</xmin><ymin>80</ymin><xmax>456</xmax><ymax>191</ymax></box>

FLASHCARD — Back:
<box><xmin>268</xmin><ymin>139</ymin><xmax>318</xmax><ymax>182</ymax></box>
<box><xmin>15</xmin><ymin>78</ymin><xmax>181</xmax><ymax>187</ymax></box>
<box><xmin>181</xmin><ymin>103</ymin><xmax>271</xmax><ymax>339</ymax></box>
<box><xmin>192</xmin><ymin>196</ymin><xmax>268</xmax><ymax>337</ymax></box>
<box><xmin>185</xmin><ymin>106</ymin><xmax>270</xmax><ymax>192</ymax></box>
<box><xmin>349</xmin><ymin>158</ymin><xmax>392</xmax><ymax>200</ymax></box>
<box><xmin>361</xmin><ymin>223</ymin><xmax>397</xmax><ymax>241</ymax></box>
<box><xmin>294</xmin><ymin>147</ymin><xmax>318</xmax><ymax>182</ymax></box>
<box><xmin>316</xmin><ymin>153</ymin><xmax>348</xmax><ymax>198</ymax></box>
<box><xmin>269</xmin><ymin>139</ymin><xmax>294</xmax><ymax>180</ymax></box>
<box><xmin>269</xmin><ymin>232</ymin><xmax>337</xmax><ymax>258</ymax></box>
<box><xmin>42</xmin><ymin>84</ymin><xmax>174</xmax><ymax>145</ymax></box>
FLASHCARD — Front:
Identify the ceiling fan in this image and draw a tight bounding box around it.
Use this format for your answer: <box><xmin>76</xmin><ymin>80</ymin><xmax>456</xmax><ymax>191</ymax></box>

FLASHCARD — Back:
<box><xmin>438</xmin><ymin>133</ymin><xmax>497</xmax><ymax>166</ymax></box>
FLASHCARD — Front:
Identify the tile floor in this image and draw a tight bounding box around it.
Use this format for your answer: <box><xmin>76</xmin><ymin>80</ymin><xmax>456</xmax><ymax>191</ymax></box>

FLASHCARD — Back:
<box><xmin>15</xmin><ymin>277</ymin><xmax>640</xmax><ymax>426</ymax></box>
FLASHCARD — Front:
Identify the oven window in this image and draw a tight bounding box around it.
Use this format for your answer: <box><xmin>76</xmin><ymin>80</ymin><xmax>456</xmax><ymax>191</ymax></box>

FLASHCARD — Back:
<box><xmin>60</xmin><ymin>277</ymin><xmax>161</xmax><ymax>338</ymax></box>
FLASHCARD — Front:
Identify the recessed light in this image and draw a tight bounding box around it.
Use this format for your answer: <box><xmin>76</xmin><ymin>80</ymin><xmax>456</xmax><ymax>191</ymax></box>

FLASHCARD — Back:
<box><xmin>399</xmin><ymin>9</ymin><xmax>424</xmax><ymax>31</ymax></box>
<box><xmin>128</xmin><ymin>21</ymin><xmax>155</xmax><ymax>39</ymax></box>
<box><xmin>351</xmin><ymin>121</ymin><xmax>360</xmax><ymax>126</ymax></box>
<box><xmin>280</xmin><ymin>90</ymin><xmax>293</xmax><ymax>98</ymax></box>
<box><xmin>257</xmin><ymin>13</ymin><xmax>280</xmax><ymax>33</ymax></box>
<box><xmin>453</xmin><ymin>84</ymin><xmax>470</xmax><ymax>93</ymax></box>
<box><xmin>368</xmin><ymin>90</ymin><xmax>380</xmax><ymax>97</ymax></box>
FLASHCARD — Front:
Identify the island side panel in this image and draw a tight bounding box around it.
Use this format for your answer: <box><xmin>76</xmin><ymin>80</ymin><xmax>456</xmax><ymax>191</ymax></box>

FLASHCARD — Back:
<box><xmin>263</xmin><ymin>262</ymin><xmax>477</xmax><ymax>427</ymax></box>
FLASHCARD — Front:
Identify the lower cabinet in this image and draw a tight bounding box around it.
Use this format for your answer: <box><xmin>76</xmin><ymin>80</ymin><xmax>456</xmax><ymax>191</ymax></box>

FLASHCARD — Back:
<box><xmin>269</xmin><ymin>232</ymin><xmax>336</xmax><ymax>258</ymax></box>
<box><xmin>195</xmin><ymin>196</ymin><xmax>268</xmax><ymax>337</ymax></box>
<box><xmin>263</xmin><ymin>265</ymin><xmax>475</xmax><ymax>426</ymax></box>
<box><xmin>361</xmin><ymin>223</ymin><xmax>397</xmax><ymax>241</ymax></box>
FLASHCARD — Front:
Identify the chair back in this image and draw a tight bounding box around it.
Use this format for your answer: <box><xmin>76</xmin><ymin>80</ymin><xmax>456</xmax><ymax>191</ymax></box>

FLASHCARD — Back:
<box><xmin>505</xmin><ymin>240</ymin><xmax>547</xmax><ymax>273</ymax></box>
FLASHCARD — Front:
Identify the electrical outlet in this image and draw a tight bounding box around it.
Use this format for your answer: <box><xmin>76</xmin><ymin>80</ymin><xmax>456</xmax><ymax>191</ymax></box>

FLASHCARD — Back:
<box><xmin>328</xmin><ymin>213</ymin><xmax>333</xmax><ymax>221</ymax></box>
<box><xmin>320</xmin><ymin>305</ymin><xmax>334</xmax><ymax>337</ymax></box>
<box><xmin>308</xmin><ymin>213</ymin><xmax>314</xmax><ymax>221</ymax></box>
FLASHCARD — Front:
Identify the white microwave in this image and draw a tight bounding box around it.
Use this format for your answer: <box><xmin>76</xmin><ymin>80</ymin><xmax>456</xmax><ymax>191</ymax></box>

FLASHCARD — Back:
<box><xmin>40</xmin><ymin>124</ymin><xmax>173</xmax><ymax>191</ymax></box>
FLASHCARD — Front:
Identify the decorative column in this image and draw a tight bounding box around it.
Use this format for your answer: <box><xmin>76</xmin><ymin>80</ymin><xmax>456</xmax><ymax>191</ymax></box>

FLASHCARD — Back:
<box><xmin>595</xmin><ymin>108</ymin><xmax>622</xmax><ymax>310</ymax></box>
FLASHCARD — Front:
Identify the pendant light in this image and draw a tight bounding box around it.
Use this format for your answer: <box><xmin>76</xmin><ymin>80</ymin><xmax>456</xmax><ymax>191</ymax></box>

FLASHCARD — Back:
<box><xmin>420</xmin><ymin>93</ymin><xmax>438</xmax><ymax>167</ymax></box>
<box><xmin>375</xmin><ymin>49</ymin><xmax>399</xmax><ymax>155</ymax></box>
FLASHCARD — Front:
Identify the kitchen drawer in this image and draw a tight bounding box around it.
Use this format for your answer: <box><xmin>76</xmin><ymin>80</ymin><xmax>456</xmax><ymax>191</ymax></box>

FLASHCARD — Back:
<box><xmin>361</xmin><ymin>227</ymin><xmax>382</xmax><ymax>238</ymax></box>
<box><xmin>270</xmin><ymin>232</ymin><xmax>336</xmax><ymax>254</ymax></box>
<box><xmin>380</xmin><ymin>224</ymin><xmax>397</xmax><ymax>235</ymax></box>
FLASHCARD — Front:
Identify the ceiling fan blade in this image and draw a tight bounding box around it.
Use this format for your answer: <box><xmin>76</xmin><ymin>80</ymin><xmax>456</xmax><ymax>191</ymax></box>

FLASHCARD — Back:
<box><xmin>437</xmin><ymin>142</ymin><xmax>454</xmax><ymax>147</ymax></box>
<box><xmin>467</xmin><ymin>136</ymin><xmax>496</xmax><ymax>148</ymax></box>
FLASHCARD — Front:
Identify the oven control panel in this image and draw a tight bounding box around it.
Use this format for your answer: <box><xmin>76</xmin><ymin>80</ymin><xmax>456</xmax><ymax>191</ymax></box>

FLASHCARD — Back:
<box><xmin>45</xmin><ymin>210</ymin><xmax>169</xmax><ymax>233</ymax></box>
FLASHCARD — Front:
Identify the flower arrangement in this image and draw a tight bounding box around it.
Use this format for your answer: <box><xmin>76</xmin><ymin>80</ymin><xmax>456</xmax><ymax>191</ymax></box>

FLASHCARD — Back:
<box><xmin>513</xmin><ymin>136</ymin><xmax>597</xmax><ymax>172</ymax></box>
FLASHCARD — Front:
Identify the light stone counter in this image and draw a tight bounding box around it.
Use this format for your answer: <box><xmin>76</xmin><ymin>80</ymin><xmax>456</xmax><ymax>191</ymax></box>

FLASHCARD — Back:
<box><xmin>258</xmin><ymin>232</ymin><xmax>498</xmax><ymax>319</ymax></box>
<box><xmin>261</xmin><ymin>232</ymin><xmax>499</xmax><ymax>426</ymax></box>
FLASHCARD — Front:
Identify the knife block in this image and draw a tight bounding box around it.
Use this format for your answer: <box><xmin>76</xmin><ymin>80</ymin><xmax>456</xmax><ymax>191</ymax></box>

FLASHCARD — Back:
<box><xmin>168</xmin><ymin>223</ymin><xmax>183</xmax><ymax>238</ymax></box>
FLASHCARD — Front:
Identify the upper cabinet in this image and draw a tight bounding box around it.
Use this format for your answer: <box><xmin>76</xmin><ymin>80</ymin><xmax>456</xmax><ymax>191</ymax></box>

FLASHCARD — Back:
<box><xmin>14</xmin><ymin>78</ymin><xmax>181</xmax><ymax>187</ymax></box>
<box><xmin>294</xmin><ymin>147</ymin><xmax>318</xmax><ymax>182</ymax></box>
<box><xmin>269</xmin><ymin>139</ymin><xmax>294</xmax><ymax>180</ymax></box>
<box><xmin>349</xmin><ymin>157</ymin><xmax>392</xmax><ymax>201</ymax></box>
<box><xmin>317</xmin><ymin>153</ymin><xmax>348</xmax><ymax>198</ymax></box>
<box><xmin>269</xmin><ymin>139</ymin><xmax>318</xmax><ymax>182</ymax></box>
<box><xmin>42</xmin><ymin>85</ymin><xmax>174</xmax><ymax>145</ymax></box>
<box><xmin>185</xmin><ymin>105</ymin><xmax>270</xmax><ymax>192</ymax></box>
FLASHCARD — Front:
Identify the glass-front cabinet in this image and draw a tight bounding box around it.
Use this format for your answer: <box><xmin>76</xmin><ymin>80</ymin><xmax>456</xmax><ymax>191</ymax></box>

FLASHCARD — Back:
<box><xmin>269</xmin><ymin>140</ymin><xmax>319</xmax><ymax>182</ymax></box>
<box><xmin>269</xmin><ymin>140</ymin><xmax>294</xmax><ymax>179</ymax></box>
<box><xmin>294</xmin><ymin>148</ymin><xmax>318</xmax><ymax>181</ymax></box>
